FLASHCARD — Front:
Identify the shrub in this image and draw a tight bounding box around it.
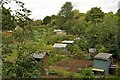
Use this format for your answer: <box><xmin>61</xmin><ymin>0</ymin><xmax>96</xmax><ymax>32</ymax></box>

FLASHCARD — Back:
<box><xmin>47</xmin><ymin>35</ymin><xmax>66</xmax><ymax>45</ymax></box>
<box><xmin>49</xmin><ymin>68</ymin><xmax>71</xmax><ymax>77</ymax></box>
<box><xmin>49</xmin><ymin>69</ymin><xmax>58</xmax><ymax>75</ymax></box>
<box><xmin>79</xmin><ymin>68</ymin><xmax>95</xmax><ymax>78</ymax></box>
<box><xmin>49</xmin><ymin>53</ymin><xmax>69</xmax><ymax>65</ymax></box>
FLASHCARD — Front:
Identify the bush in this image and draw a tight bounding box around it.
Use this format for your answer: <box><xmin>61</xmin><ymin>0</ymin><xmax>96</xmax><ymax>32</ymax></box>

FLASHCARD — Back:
<box><xmin>47</xmin><ymin>35</ymin><xmax>66</xmax><ymax>45</ymax></box>
<box><xmin>96</xmin><ymin>44</ymin><xmax>108</xmax><ymax>53</ymax></box>
<box><xmin>49</xmin><ymin>69</ymin><xmax>71</xmax><ymax>77</ymax></box>
<box><xmin>49</xmin><ymin>53</ymin><xmax>69</xmax><ymax>65</ymax></box>
<box><xmin>117</xmin><ymin>68</ymin><xmax>120</xmax><ymax>76</ymax></box>
<box><xmin>79</xmin><ymin>68</ymin><xmax>95</xmax><ymax>78</ymax></box>
<box><xmin>49</xmin><ymin>69</ymin><xmax>58</xmax><ymax>75</ymax></box>
<box><xmin>49</xmin><ymin>68</ymin><xmax>86</xmax><ymax>78</ymax></box>
<box><xmin>68</xmin><ymin>44</ymin><xmax>85</xmax><ymax>59</ymax></box>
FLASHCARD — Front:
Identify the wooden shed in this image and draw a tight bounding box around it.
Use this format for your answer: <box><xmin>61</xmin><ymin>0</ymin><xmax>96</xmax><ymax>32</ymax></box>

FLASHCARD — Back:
<box><xmin>33</xmin><ymin>52</ymin><xmax>49</xmax><ymax>75</ymax></box>
<box><xmin>53</xmin><ymin>43</ymin><xmax>67</xmax><ymax>48</ymax></box>
<box><xmin>62</xmin><ymin>40</ymin><xmax>74</xmax><ymax>44</ymax></box>
<box><xmin>92</xmin><ymin>53</ymin><xmax>113</xmax><ymax>75</ymax></box>
<box><xmin>53</xmin><ymin>43</ymin><xmax>68</xmax><ymax>53</ymax></box>
<box><xmin>53</xmin><ymin>29</ymin><xmax>66</xmax><ymax>35</ymax></box>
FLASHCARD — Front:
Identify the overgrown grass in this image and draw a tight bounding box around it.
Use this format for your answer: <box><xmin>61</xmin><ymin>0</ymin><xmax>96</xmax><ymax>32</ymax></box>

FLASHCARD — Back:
<box><xmin>5</xmin><ymin>52</ymin><xmax>18</xmax><ymax>63</ymax></box>
<box><xmin>49</xmin><ymin>68</ymin><xmax>110</xmax><ymax>78</ymax></box>
<box><xmin>49</xmin><ymin>54</ymin><xmax>69</xmax><ymax>65</ymax></box>
<box><xmin>49</xmin><ymin>68</ymin><xmax>94</xmax><ymax>78</ymax></box>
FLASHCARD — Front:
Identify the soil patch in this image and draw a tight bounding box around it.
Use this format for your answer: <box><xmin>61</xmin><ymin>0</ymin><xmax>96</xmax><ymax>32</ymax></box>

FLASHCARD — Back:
<box><xmin>52</xmin><ymin>58</ymin><xmax>93</xmax><ymax>72</ymax></box>
<box><xmin>56</xmin><ymin>58</ymin><xmax>93</xmax><ymax>68</ymax></box>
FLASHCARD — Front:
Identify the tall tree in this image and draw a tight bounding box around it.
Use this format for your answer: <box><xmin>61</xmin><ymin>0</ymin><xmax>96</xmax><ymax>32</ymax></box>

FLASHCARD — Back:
<box><xmin>116</xmin><ymin>9</ymin><xmax>120</xmax><ymax>58</ymax></box>
<box><xmin>95</xmin><ymin>12</ymin><xmax>118</xmax><ymax>54</ymax></box>
<box><xmin>33</xmin><ymin>20</ymin><xmax>43</xmax><ymax>26</ymax></box>
<box><xmin>57</xmin><ymin>2</ymin><xmax>73</xmax><ymax>29</ymax></box>
<box><xmin>1</xmin><ymin>0</ymin><xmax>32</xmax><ymax>28</ymax></box>
<box><xmin>43</xmin><ymin>16</ymin><xmax>51</xmax><ymax>25</ymax></box>
<box><xmin>72</xmin><ymin>9</ymin><xmax>85</xmax><ymax>19</ymax></box>
<box><xmin>86</xmin><ymin>7</ymin><xmax>104</xmax><ymax>28</ymax></box>
<box><xmin>58</xmin><ymin>2</ymin><xmax>73</xmax><ymax>20</ymax></box>
<box><xmin>2</xmin><ymin>7</ymin><xmax>15</xmax><ymax>30</ymax></box>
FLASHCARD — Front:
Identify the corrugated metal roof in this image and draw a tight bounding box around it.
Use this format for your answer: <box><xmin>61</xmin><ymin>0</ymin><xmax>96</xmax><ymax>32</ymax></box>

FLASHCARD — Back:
<box><xmin>62</xmin><ymin>40</ymin><xmax>74</xmax><ymax>44</ymax></box>
<box><xmin>8</xmin><ymin>30</ymin><xmax>13</xmax><ymax>32</ymax></box>
<box><xmin>94</xmin><ymin>53</ymin><xmax>112</xmax><ymax>60</ymax></box>
<box><xmin>54</xmin><ymin>29</ymin><xmax>62</xmax><ymax>32</ymax></box>
<box><xmin>33</xmin><ymin>52</ymin><xmax>46</xmax><ymax>59</ymax></box>
<box><xmin>53</xmin><ymin>43</ymin><xmax>67</xmax><ymax>48</ymax></box>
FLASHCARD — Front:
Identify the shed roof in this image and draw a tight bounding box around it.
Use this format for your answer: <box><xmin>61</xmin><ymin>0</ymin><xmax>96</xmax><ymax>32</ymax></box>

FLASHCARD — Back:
<box><xmin>54</xmin><ymin>29</ymin><xmax>62</xmax><ymax>32</ymax></box>
<box><xmin>7</xmin><ymin>30</ymin><xmax>13</xmax><ymax>32</ymax></box>
<box><xmin>33</xmin><ymin>52</ymin><xmax>46</xmax><ymax>59</ymax></box>
<box><xmin>53</xmin><ymin>43</ymin><xmax>67</xmax><ymax>48</ymax></box>
<box><xmin>94</xmin><ymin>53</ymin><xmax>112</xmax><ymax>60</ymax></box>
<box><xmin>62</xmin><ymin>40</ymin><xmax>74</xmax><ymax>44</ymax></box>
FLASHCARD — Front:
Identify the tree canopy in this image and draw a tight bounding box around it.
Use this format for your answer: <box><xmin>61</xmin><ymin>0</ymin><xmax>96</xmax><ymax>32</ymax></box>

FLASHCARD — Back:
<box><xmin>57</xmin><ymin>2</ymin><xmax>73</xmax><ymax>29</ymax></box>
<box><xmin>2</xmin><ymin>7</ymin><xmax>15</xmax><ymax>30</ymax></box>
<box><xmin>86</xmin><ymin>7</ymin><xmax>104</xmax><ymax>24</ymax></box>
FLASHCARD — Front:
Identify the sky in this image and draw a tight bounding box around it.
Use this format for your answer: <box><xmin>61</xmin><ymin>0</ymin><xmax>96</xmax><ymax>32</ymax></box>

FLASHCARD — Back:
<box><xmin>5</xmin><ymin>0</ymin><xmax>120</xmax><ymax>20</ymax></box>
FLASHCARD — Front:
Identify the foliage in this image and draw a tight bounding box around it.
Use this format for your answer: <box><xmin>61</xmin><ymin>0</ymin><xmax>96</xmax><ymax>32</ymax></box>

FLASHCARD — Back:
<box><xmin>1</xmin><ymin>0</ymin><xmax>32</xmax><ymax>28</ymax></box>
<box><xmin>49</xmin><ymin>68</ymin><xmax>73</xmax><ymax>77</ymax></box>
<box><xmin>57</xmin><ymin>2</ymin><xmax>73</xmax><ymax>29</ymax></box>
<box><xmin>67</xmin><ymin>44</ymin><xmax>85</xmax><ymax>59</ymax></box>
<box><xmin>49</xmin><ymin>68</ymin><xmax>96</xmax><ymax>78</ymax></box>
<box><xmin>116</xmin><ymin>68</ymin><xmax>120</xmax><ymax>76</ymax></box>
<box><xmin>43</xmin><ymin>16</ymin><xmax>51</xmax><ymax>25</ymax></box>
<box><xmin>3</xmin><ymin>56</ymin><xmax>43</xmax><ymax>78</ymax></box>
<box><xmin>49</xmin><ymin>53</ymin><xmax>69</xmax><ymax>65</ymax></box>
<box><xmin>58</xmin><ymin>2</ymin><xmax>73</xmax><ymax>20</ymax></box>
<box><xmin>49</xmin><ymin>69</ymin><xmax>58</xmax><ymax>75</ymax></box>
<box><xmin>33</xmin><ymin>20</ymin><xmax>43</xmax><ymax>26</ymax></box>
<box><xmin>47</xmin><ymin>35</ymin><xmax>66</xmax><ymax>45</ymax></box>
<box><xmin>2</xmin><ymin>37</ymin><xmax>44</xmax><ymax>78</ymax></box>
<box><xmin>2</xmin><ymin>7</ymin><xmax>15</xmax><ymax>30</ymax></box>
<box><xmin>2</xmin><ymin>24</ymin><xmax>43</xmax><ymax>78</ymax></box>
<box><xmin>96</xmin><ymin>45</ymin><xmax>108</xmax><ymax>53</ymax></box>
<box><xmin>86</xmin><ymin>7</ymin><xmax>104</xmax><ymax>23</ymax></box>
<box><xmin>63</xmin><ymin>19</ymin><xmax>76</xmax><ymax>31</ymax></box>
<box><xmin>80</xmin><ymin>68</ymin><xmax>95</xmax><ymax>78</ymax></box>
<box><xmin>72</xmin><ymin>9</ymin><xmax>81</xmax><ymax>19</ymax></box>
<box><xmin>70</xmin><ymin>18</ymin><xmax>86</xmax><ymax>35</ymax></box>
<box><xmin>95</xmin><ymin>12</ymin><xmax>118</xmax><ymax>54</ymax></box>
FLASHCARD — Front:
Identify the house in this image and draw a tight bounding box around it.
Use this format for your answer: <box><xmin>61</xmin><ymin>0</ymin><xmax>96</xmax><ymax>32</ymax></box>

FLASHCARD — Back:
<box><xmin>62</xmin><ymin>40</ymin><xmax>74</xmax><ymax>44</ymax></box>
<box><xmin>33</xmin><ymin>52</ymin><xmax>49</xmax><ymax>75</ymax></box>
<box><xmin>92</xmin><ymin>53</ymin><xmax>113</xmax><ymax>75</ymax></box>
<box><xmin>53</xmin><ymin>29</ymin><xmax>66</xmax><ymax>35</ymax></box>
